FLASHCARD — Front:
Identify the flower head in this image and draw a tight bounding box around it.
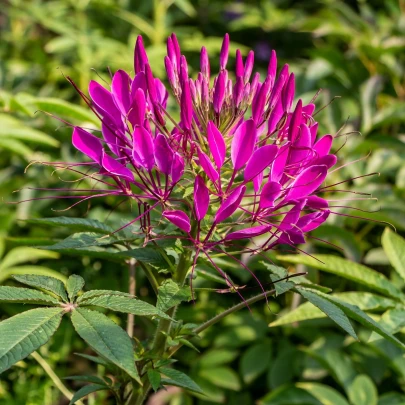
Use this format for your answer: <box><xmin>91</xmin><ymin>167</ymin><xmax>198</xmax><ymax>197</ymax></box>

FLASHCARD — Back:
<box><xmin>29</xmin><ymin>33</ymin><xmax>354</xmax><ymax>285</ymax></box>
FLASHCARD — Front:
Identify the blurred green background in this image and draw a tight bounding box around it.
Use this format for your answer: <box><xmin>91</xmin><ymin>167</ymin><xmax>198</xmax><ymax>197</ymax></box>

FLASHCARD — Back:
<box><xmin>1</xmin><ymin>0</ymin><xmax>405</xmax><ymax>404</ymax></box>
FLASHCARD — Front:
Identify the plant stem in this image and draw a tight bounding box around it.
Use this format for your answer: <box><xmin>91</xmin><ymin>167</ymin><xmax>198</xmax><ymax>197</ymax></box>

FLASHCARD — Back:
<box><xmin>31</xmin><ymin>351</ymin><xmax>84</xmax><ymax>405</ymax></box>
<box><xmin>127</xmin><ymin>258</ymin><xmax>137</xmax><ymax>338</ymax></box>
<box><xmin>132</xmin><ymin>250</ymin><xmax>193</xmax><ymax>404</ymax></box>
<box><xmin>168</xmin><ymin>289</ymin><xmax>276</xmax><ymax>358</ymax></box>
<box><xmin>138</xmin><ymin>261</ymin><xmax>159</xmax><ymax>295</ymax></box>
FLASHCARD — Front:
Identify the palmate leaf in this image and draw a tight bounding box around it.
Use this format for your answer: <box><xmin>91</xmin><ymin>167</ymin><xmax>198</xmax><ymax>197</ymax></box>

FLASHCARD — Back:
<box><xmin>66</xmin><ymin>275</ymin><xmax>85</xmax><ymax>302</ymax></box>
<box><xmin>76</xmin><ymin>290</ymin><xmax>134</xmax><ymax>303</ymax></box>
<box><xmin>79</xmin><ymin>294</ymin><xmax>171</xmax><ymax>319</ymax></box>
<box><xmin>157</xmin><ymin>280</ymin><xmax>191</xmax><ymax>312</ymax></box>
<box><xmin>0</xmin><ymin>308</ymin><xmax>64</xmax><ymax>374</ymax></box>
<box><xmin>0</xmin><ymin>286</ymin><xmax>60</xmax><ymax>305</ymax></box>
<box><xmin>277</xmin><ymin>254</ymin><xmax>405</xmax><ymax>301</ymax></box>
<box><xmin>71</xmin><ymin>308</ymin><xmax>141</xmax><ymax>383</ymax></box>
<box><xmin>13</xmin><ymin>274</ymin><xmax>68</xmax><ymax>302</ymax></box>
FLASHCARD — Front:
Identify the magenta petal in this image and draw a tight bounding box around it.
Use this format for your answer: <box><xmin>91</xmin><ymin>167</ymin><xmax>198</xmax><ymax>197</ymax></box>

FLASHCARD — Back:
<box><xmin>102</xmin><ymin>122</ymin><xmax>121</xmax><ymax>156</ymax></box>
<box><xmin>279</xmin><ymin>199</ymin><xmax>307</xmax><ymax>231</ymax></box>
<box><xmin>253</xmin><ymin>171</ymin><xmax>264</xmax><ymax>193</ymax></box>
<box><xmin>306</xmin><ymin>196</ymin><xmax>329</xmax><ymax>209</ymax></box>
<box><xmin>207</xmin><ymin>121</ymin><xmax>226</xmax><ymax>168</ymax></box>
<box><xmin>270</xmin><ymin>143</ymin><xmax>290</xmax><ymax>182</ymax></box>
<box><xmin>260</xmin><ymin>181</ymin><xmax>282</xmax><ymax>208</ymax></box>
<box><xmin>72</xmin><ymin>127</ymin><xmax>103</xmax><ymax>164</ymax></box>
<box><xmin>134</xmin><ymin>36</ymin><xmax>148</xmax><ymax>73</ymax></box>
<box><xmin>310</xmin><ymin>123</ymin><xmax>318</xmax><ymax>144</ymax></box>
<box><xmin>180</xmin><ymin>79</ymin><xmax>193</xmax><ymax>130</ymax></box>
<box><xmin>314</xmin><ymin>135</ymin><xmax>333</xmax><ymax>157</ymax></box>
<box><xmin>197</xmin><ymin>150</ymin><xmax>219</xmax><ymax>182</ymax></box>
<box><xmin>89</xmin><ymin>80</ymin><xmax>120</xmax><ymax>119</ymax></box>
<box><xmin>133</xmin><ymin>125</ymin><xmax>155</xmax><ymax>171</ymax></box>
<box><xmin>267</xmin><ymin>50</ymin><xmax>277</xmax><ymax>85</ymax></box>
<box><xmin>235</xmin><ymin>49</ymin><xmax>244</xmax><ymax>78</ymax></box>
<box><xmin>285</xmin><ymin>165</ymin><xmax>327</xmax><ymax>201</ymax></box>
<box><xmin>231</xmin><ymin>119</ymin><xmax>257</xmax><ymax>171</ymax></box>
<box><xmin>267</xmin><ymin>98</ymin><xmax>284</xmax><ymax>135</ymax></box>
<box><xmin>163</xmin><ymin>210</ymin><xmax>191</xmax><ymax>233</ymax></box>
<box><xmin>128</xmin><ymin>88</ymin><xmax>146</xmax><ymax>127</ymax></box>
<box><xmin>312</xmin><ymin>154</ymin><xmax>337</xmax><ymax>169</ymax></box>
<box><xmin>215</xmin><ymin>185</ymin><xmax>246</xmax><ymax>223</ymax></box>
<box><xmin>282</xmin><ymin>73</ymin><xmax>295</xmax><ymax>112</ymax></box>
<box><xmin>244</xmin><ymin>144</ymin><xmax>278</xmax><ymax>181</ymax></box>
<box><xmin>252</xmin><ymin>78</ymin><xmax>271</xmax><ymax>124</ymax></box>
<box><xmin>288</xmin><ymin>99</ymin><xmax>303</xmax><ymax>142</ymax></box>
<box><xmin>131</xmin><ymin>71</ymin><xmax>147</xmax><ymax>96</ymax></box>
<box><xmin>225</xmin><ymin>225</ymin><xmax>271</xmax><ymax>240</ymax></box>
<box><xmin>220</xmin><ymin>33</ymin><xmax>230</xmax><ymax>70</ymax></box>
<box><xmin>112</xmin><ymin>70</ymin><xmax>132</xmax><ymax>115</ymax></box>
<box><xmin>154</xmin><ymin>134</ymin><xmax>173</xmax><ymax>175</ymax></box>
<box><xmin>171</xmin><ymin>153</ymin><xmax>185</xmax><ymax>183</ymax></box>
<box><xmin>194</xmin><ymin>175</ymin><xmax>210</xmax><ymax>221</ymax></box>
<box><xmin>213</xmin><ymin>71</ymin><xmax>226</xmax><ymax>114</ymax></box>
<box><xmin>101</xmin><ymin>152</ymin><xmax>134</xmax><ymax>182</ymax></box>
<box><xmin>297</xmin><ymin>210</ymin><xmax>330</xmax><ymax>232</ymax></box>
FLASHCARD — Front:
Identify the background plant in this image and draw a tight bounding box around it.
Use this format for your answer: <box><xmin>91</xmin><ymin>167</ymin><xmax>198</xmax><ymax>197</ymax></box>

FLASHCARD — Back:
<box><xmin>1</xmin><ymin>0</ymin><xmax>405</xmax><ymax>404</ymax></box>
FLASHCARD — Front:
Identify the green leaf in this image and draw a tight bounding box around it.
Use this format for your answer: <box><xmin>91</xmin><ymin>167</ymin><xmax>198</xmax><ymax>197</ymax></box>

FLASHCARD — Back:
<box><xmin>304</xmin><ymin>290</ymin><xmax>405</xmax><ymax>349</ymax></box>
<box><xmin>297</xmin><ymin>382</ymin><xmax>351</xmax><ymax>405</ymax></box>
<box><xmin>74</xmin><ymin>353</ymin><xmax>109</xmax><ymax>366</ymax></box>
<box><xmin>382</xmin><ymin>228</ymin><xmax>405</xmax><ymax>282</ymax></box>
<box><xmin>160</xmin><ymin>367</ymin><xmax>204</xmax><ymax>394</ymax></box>
<box><xmin>0</xmin><ymin>247</ymin><xmax>59</xmax><ymax>271</ymax></box>
<box><xmin>0</xmin><ymin>308</ymin><xmax>64</xmax><ymax>374</ymax></box>
<box><xmin>270</xmin><ymin>292</ymin><xmax>397</xmax><ymax>327</ymax></box>
<box><xmin>64</xmin><ymin>375</ymin><xmax>109</xmax><ymax>385</ymax></box>
<box><xmin>33</xmin><ymin>98</ymin><xmax>99</xmax><ymax>125</ymax></box>
<box><xmin>66</xmin><ymin>275</ymin><xmax>85</xmax><ymax>302</ymax></box>
<box><xmin>199</xmin><ymin>349</ymin><xmax>239</xmax><ymax>368</ymax></box>
<box><xmin>78</xmin><ymin>294</ymin><xmax>170</xmax><ymax>319</ymax></box>
<box><xmin>361</xmin><ymin>76</ymin><xmax>383</xmax><ymax>134</ymax></box>
<box><xmin>76</xmin><ymin>290</ymin><xmax>134</xmax><ymax>303</ymax></box>
<box><xmin>369</xmin><ymin>308</ymin><xmax>405</xmax><ymax>342</ymax></box>
<box><xmin>147</xmin><ymin>369</ymin><xmax>161</xmax><ymax>392</ymax></box>
<box><xmin>120</xmin><ymin>247</ymin><xmax>173</xmax><ymax>268</ymax></box>
<box><xmin>297</xmin><ymin>288</ymin><xmax>358</xmax><ymax>339</ymax></box>
<box><xmin>260</xmin><ymin>385</ymin><xmax>323</xmax><ymax>405</ymax></box>
<box><xmin>27</xmin><ymin>217</ymin><xmax>114</xmax><ymax>235</ymax></box>
<box><xmin>13</xmin><ymin>274</ymin><xmax>68</xmax><ymax>302</ymax></box>
<box><xmin>0</xmin><ymin>266</ymin><xmax>67</xmax><ymax>284</ymax></box>
<box><xmin>240</xmin><ymin>341</ymin><xmax>272</xmax><ymax>384</ymax></box>
<box><xmin>157</xmin><ymin>280</ymin><xmax>191</xmax><ymax>312</ymax></box>
<box><xmin>71</xmin><ymin>308</ymin><xmax>141</xmax><ymax>383</ymax></box>
<box><xmin>199</xmin><ymin>366</ymin><xmax>241</xmax><ymax>391</ymax></box>
<box><xmin>0</xmin><ymin>286</ymin><xmax>61</xmax><ymax>305</ymax></box>
<box><xmin>277</xmin><ymin>254</ymin><xmax>404</xmax><ymax>301</ymax></box>
<box><xmin>69</xmin><ymin>384</ymin><xmax>108</xmax><ymax>405</ymax></box>
<box><xmin>347</xmin><ymin>375</ymin><xmax>378</xmax><ymax>405</ymax></box>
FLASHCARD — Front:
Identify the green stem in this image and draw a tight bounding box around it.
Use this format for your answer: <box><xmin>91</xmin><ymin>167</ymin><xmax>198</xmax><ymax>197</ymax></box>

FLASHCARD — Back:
<box><xmin>31</xmin><ymin>351</ymin><xmax>84</xmax><ymax>405</ymax></box>
<box><xmin>127</xmin><ymin>258</ymin><xmax>137</xmax><ymax>338</ymax></box>
<box><xmin>138</xmin><ymin>261</ymin><xmax>159</xmax><ymax>295</ymax></box>
<box><xmin>168</xmin><ymin>289</ymin><xmax>276</xmax><ymax>358</ymax></box>
<box><xmin>132</xmin><ymin>249</ymin><xmax>193</xmax><ymax>404</ymax></box>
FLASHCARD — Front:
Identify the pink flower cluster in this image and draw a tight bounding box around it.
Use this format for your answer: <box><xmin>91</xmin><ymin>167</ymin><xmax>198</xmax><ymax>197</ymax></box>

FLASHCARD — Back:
<box><xmin>71</xmin><ymin>34</ymin><xmax>336</xmax><ymax>257</ymax></box>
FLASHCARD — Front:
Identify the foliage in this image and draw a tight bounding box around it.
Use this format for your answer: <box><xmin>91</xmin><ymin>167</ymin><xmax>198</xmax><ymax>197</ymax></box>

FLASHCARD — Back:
<box><xmin>1</xmin><ymin>0</ymin><xmax>405</xmax><ymax>404</ymax></box>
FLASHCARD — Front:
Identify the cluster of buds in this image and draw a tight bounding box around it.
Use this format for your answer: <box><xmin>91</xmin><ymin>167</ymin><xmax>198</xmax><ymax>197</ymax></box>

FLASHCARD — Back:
<box><xmin>60</xmin><ymin>33</ymin><xmax>342</xmax><ymax>281</ymax></box>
